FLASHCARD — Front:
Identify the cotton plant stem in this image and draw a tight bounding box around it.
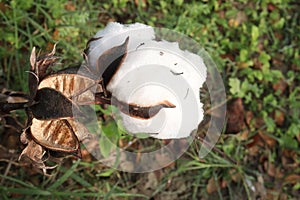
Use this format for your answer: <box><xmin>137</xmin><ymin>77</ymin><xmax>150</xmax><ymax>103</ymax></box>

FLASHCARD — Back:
<box><xmin>0</xmin><ymin>102</ymin><xmax>28</xmax><ymax>113</ymax></box>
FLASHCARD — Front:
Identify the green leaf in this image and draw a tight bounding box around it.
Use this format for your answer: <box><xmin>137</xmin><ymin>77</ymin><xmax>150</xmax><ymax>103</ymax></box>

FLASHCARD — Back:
<box><xmin>174</xmin><ymin>0</ymin><xmax>184</xmax><ymax>6</ymax></box>
<box><xmin>0</xmin><ymin>187</ymin><xmax>51</xmax><ymax>196</ymax></box>
<box><xmin>259</xmin><ymin>51</ymin><xmax>271</xmax><ymax>66</ymax></box>
<box><xmin>0</xmin><ymin>175</ymin><xmax>37</xmax><ymax>189</ymax></box>
<box><xmin>278</xmin><ymin>135</ymin><xmax>299</xmax><ymax>149</ymax></box>
<box><xmin>262</xmin><ymin>112</ymin><xmax>276</xmax><ymax>132</ymax></box>
<box><xmin>99</xmin><ymin>122</ymin><xmax>119</xmax><ymax>158</ymax></box>
<box><xmin>97</xmin><ymin>169</ymin><xmax>116</xmax><ymax>177</ymax></box>
<box><xmin>274</xmin><ymin>18</ymin><xmax>285</xmax><ymax>29</ymax></box>
<box><xmin>287</xmin><ymin>124</ymin><xmax>300</xmax><ymax>137</ymax></box>
<box><xmin>99</xmin><ymin>134</ymin><xmax>114</xmax><ymax>158</ymax></box>
<box><xmin>239</xmin><ymin>49</ymin><xmax>248</xmax><ymax>62</ymax></box>
<box><xmin>59</xmin><ymin>166</ymin><xmax>94</xmax><ymax>188</ymax></box>
<box><xmin>251</xmin><ymin>25</ymin><xmax>259</xmax><ymax>42</ymax></box>
<box><xmin>229</xmin><ymin>78</ymin><xmax>243</xmax><ymax>97</ymax></box>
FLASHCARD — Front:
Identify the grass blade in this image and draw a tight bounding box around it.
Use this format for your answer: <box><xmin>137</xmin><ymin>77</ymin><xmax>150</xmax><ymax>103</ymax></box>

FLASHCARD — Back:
<box><xmin>48</xmin><ymin>160</ymin><xmax>80</xmax><ymax>190</ymax></box>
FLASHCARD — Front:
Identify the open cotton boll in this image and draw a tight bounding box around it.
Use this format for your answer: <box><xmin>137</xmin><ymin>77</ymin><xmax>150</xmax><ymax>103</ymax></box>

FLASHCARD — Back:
<box><xmin>87</xmin><ymin>22</ymin><xmax>154</xmax><ymax>72</ymax></box>
<box><xmin>86</xmin><ymin>22</ymin><xmax>207</xmax><ymax>139</ymax></box>
<box><xmin>109</xmin><ymin>42</ymin><xmax>205</xmax><ymax>139</ymax></box>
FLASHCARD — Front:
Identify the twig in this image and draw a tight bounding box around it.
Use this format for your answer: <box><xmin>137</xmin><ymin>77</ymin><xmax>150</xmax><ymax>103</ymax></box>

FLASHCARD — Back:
<box><xmin>0</xmin><ymin>158</ymin><xmax>13</xmax><ymax>185</ymax></box>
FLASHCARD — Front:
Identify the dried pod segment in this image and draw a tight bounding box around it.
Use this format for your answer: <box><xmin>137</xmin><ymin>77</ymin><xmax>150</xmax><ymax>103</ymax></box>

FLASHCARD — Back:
<box><xmin>38</xmin><ymin>69</ymin><xmax>102</xmax><ymax>105</ymax></box>
<box><xmin>29</xmin><ymin>116</ymin><xmax>90</xmax><ymax>157</ymax></box>
<box><xmin>19</xmin><ymin>134</ymin><xmax>48</xmax><ymax>173</ymax></box>
<box><xmin>30</xmin><ymin>118</ymin><xmax>80</xmax><ymax>154</ymax></box>
<box><xmin>30</xmin><ymin>87</ymin><xmax>77</xmax><ymax>120</ymax></box>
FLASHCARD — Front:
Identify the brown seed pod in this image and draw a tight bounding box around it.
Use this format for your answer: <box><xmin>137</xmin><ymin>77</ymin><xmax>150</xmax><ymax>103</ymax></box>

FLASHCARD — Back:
<box><xmin>38</xmin><ymin>69</ymin><xmax>103</xmax><ymax>105</ymax></box>
<box><xmin>30</xmin><ymin>118</ymin><xmax>80</xmax><ymax>154</ymax></box>
<box><xmin>30</xmin><ymin>87</ymin><xmax>78</xmax><ymax>120</ymax></box>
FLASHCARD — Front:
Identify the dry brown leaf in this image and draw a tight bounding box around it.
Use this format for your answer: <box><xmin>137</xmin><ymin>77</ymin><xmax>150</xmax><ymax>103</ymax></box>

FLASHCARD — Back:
<box><xmin>247</xmin><ymin>145</ymin><xmax>260</xmax><ymax>156</ymax></box>
<box><xmin>247</xmin><ymin>133</ymin><xmax>264</xmax><ymax>149</ymax></box>
<box><xmin>237</xmin><ymin>130</ymin><xmax>249</xmax><ymax>141</ymax></box>
<box><xmin>226</xmin><ymin>98</ymin><xmax>245</xmax><ymax>133</ymax></box>
<box><xmin>272</xmin><ymin>79</ymin><xmax>287</xmax><ymax>95</ymax></box>
<box><xmin>258</xmin><ymin>131</ymin><xmax>277</xmax><ymax>147</ymax></box>
<box><xmin>245</xmin><ymin>111</ymin><xmax>254</xmax><ymax>127</ymax></box>
<box><xmin>273</xmin><ymin>110</ymin><xmax>285</xmax><ymax>126</ymax></box>
<box><xmin>64</xmin><ymin>2</ymin><xmax>76</xmax><ymax>11</ymax></box>
<box><xmin>144</xmin><ymin>172</ymin><xmax>158</xmax><ymax>190</ymax></box>
<box><xmin>80</xmin><ymin>149</ymin><xmax>92</xmax><ymax>162</ymax></box>
<box><xmin>206</xmin><ymin>177</ymin><xmax>219</xmax><ymax>194</ymax></box>
<box><xmin>228</xmin><ymin>11</ymin><xmax>247</xmax><ymax>27</ymax></box>
<box><xmin>229</xmin><ymin>169</ymin><xmax>241</xmax><ymax>182</ymax></box>
<box><xmin>254</xmin><ymin>116</ymin><xmax>265</xmax><ymax>129</ymax></box>
<box><xmin>264</xmin><ymin>161</ymin><xmax>276</xmax><ymax>177</ymax></box>
<box><xmin>267</xmin><ymin>3</ymin><xmax>277</xmax><ymax>11</ymax></box>
<box><xmin>281</xmin><ymin>149</ymin><xmax>298</xmax><ymax>169</ymax></box>
<box><xmin>284</xmin><ymin>174</ymin><xmax>300</xmax><ymax>185</ymax></box>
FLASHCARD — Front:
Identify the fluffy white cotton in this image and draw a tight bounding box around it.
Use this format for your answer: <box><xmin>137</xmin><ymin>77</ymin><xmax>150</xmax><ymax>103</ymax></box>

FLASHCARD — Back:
<box><xmin>87</xmin><ymin>22</ymin><xmax>207</xmax><ymax>139</ymax></box>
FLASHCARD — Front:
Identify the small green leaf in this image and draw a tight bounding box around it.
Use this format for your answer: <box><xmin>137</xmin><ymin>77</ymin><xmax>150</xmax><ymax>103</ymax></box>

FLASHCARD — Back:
<box><xmin>262</xmin><ymin>111</ymin><xmax>276</xmax><ymax>132</ymax></box>
<box><xmin>99</xmin><ymin>134</ymin><xmax>113</xmax><ymax>158</ymax></box>
<box><xmin>174</xmin><ymin>0</ymin><xmax>184</xmax><ymax>6</ymax></box>
<box><xmin>279</xmin><ymin>135</ymin><xmax>298</xmax><ymax>149</ymax></box>
<box><xmin>287</xmin><ymin>124</ymin><xmax>300</xmax><ymax>137</ymax></box>
<box><xmin>259</xmin><ymin>51</ymin><xmax>271</xmax><ymax>70</ymax></box>
<box><xmin>251</xmin><ymin>25</ymin><xmax>259</xmax><ymax>42</ymax></box>
<box><xmin>100</xmin><ymin>122</ymin><xmax>119</xmax><ymax>158</ymax></box>
<box><xmin>274</xmin><ymin>18</ymin><xmax>285</xmax><ymax>29</ymax></box>
<box><xmin>229</xmin><ymin>78</ymin><xmax>243</xmax><ymax>97</ymax></box>
<box><xmin>239</xmin><ymin>49</ymin><xmax>248</xmax><ymax>62</ymax></box>
<box><xmin>97</xmin><ymin>169</ymin><xmax>116</xmax><ymax>177</ymax></box>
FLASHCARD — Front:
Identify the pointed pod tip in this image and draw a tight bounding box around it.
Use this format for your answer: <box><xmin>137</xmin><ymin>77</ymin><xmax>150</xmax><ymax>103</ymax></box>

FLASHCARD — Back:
<box><xmin>162</xmin><ymin>100</ymin><xmax>176</xmax><ymax>108</ymax></box>
<box><xmin>30</xmin><ymin>47</ymin><xmax>36</xmax><ymax>70</ymax></box>
<box><xmin>50</xmin><ymin>43</ymin><xmax>57</xmax><ymax>56</ymax></box>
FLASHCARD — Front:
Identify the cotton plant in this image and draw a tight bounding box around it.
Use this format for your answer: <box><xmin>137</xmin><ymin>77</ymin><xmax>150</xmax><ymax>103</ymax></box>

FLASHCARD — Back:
<box><xmin>0</xmin><ymin>22</ymin><xmax>209</xmax><ymax>173</ymax></box>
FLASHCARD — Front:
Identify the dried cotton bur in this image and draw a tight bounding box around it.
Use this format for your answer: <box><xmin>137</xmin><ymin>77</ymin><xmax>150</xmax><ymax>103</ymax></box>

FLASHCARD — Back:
<box><xmin>16</xmin><ymin>31</ymin><xmax>136</xmax><ymax>173</ymax></box>
<box><xmin>18</xmin><ymin>46</ymin><xmax>101</xmax><ymax>174</ymax></box>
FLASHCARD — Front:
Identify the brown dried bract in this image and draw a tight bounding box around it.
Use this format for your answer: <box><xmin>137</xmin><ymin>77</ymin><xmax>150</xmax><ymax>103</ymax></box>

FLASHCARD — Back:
<box><xmin>38</xmin><ymin>71</ymin><xmax>102</xmax><ymax>104</ymax></box>
<box><xmin>113</xmin><ymin>97</ymin><xmax>176</xmax><ymax>119</ymax></box>
<box><xmin>84</xmin><ymin>37</ymin><xmax>129</xmax><ymax>88</ymax></box>
<box><xmin>30</xmin><ymin>118</ymin><xmax>80</xmax><ymax>153</ymax></box>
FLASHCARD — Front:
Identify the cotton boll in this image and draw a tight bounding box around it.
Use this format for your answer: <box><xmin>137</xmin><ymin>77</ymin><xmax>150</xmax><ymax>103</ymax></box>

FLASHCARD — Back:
<box><xmin>111</xmin><ymin>64</ymin><xmax>202</xmax><ymax>139</ymax></box>
<box><xmin>86</xmin><ymin>22</ymin><xmax>207</xmax><ymax>139</ymax></box>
